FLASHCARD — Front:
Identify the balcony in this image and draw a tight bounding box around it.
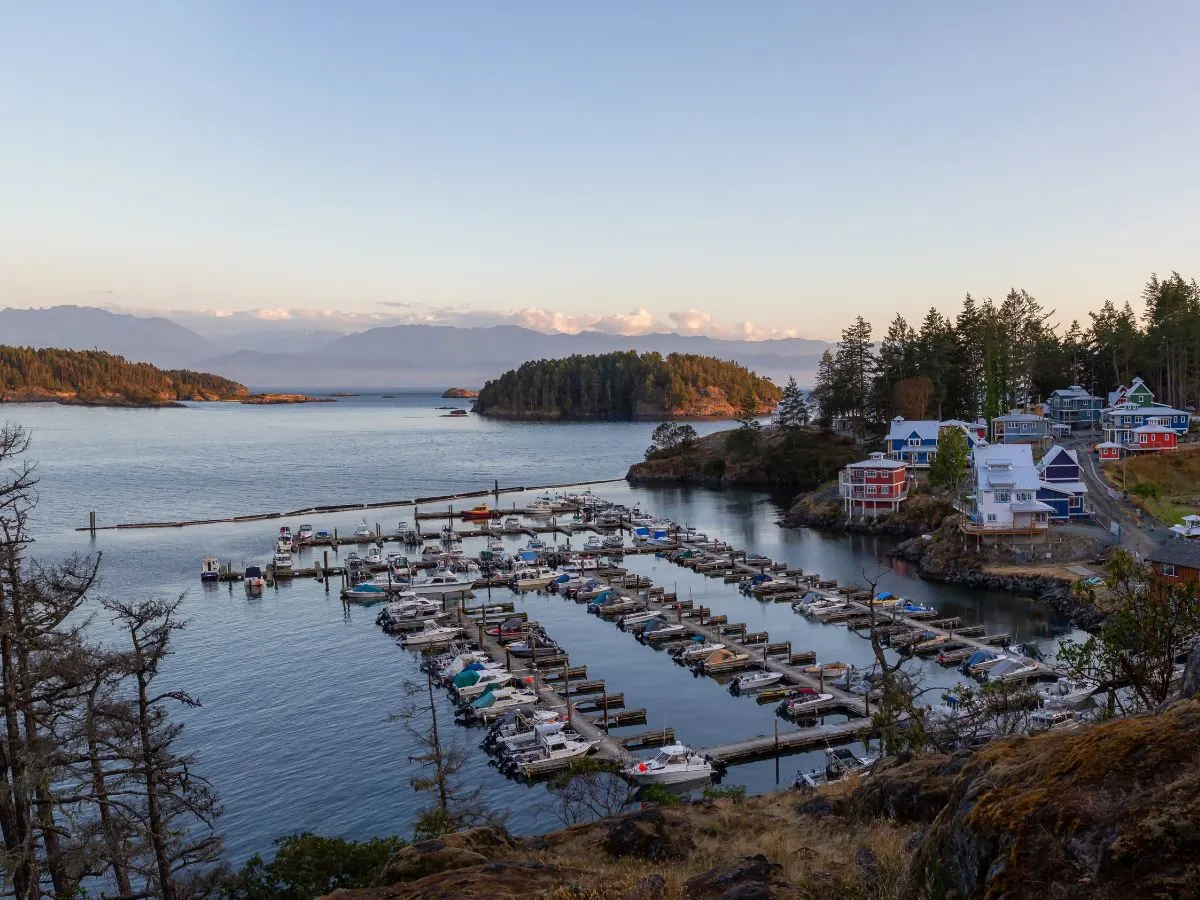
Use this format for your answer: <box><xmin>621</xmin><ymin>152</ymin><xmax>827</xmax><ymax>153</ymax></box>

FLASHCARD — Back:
<box><xmin>838</xmin><ymin>480</ymin><xmax>908</xmax><ymax>502</ymax></box>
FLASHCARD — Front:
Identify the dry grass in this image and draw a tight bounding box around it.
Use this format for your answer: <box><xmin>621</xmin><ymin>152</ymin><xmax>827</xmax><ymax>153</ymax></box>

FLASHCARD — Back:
<box><xmin>1101</xmin><ymin>446</ymin><xmax>1200</xmax><ymax>524</ymax></box>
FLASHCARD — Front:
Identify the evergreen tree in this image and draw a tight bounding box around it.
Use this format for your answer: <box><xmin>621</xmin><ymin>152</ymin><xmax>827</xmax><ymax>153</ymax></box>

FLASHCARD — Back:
<box><xmin>929</xmin><ymin>426</ymin><xmax>969</xmax><ymax>499</ymax></box>
<box><xmin>774</xmin><ymin>376</ymin><xmax>809</xmax><ymax>430</ymax></box>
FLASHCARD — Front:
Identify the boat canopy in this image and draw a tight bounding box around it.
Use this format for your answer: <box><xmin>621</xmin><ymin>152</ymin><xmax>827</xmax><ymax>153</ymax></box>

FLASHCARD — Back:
<box><xmin>587</xmin><ymin>590</ymin><xmax>616</xmax><ymax>605</ymax></box>
<box><xmin>519</xmin><ymin>550</ymin><xmax>538</xmax><ymax>562</ymax></box>
<box><xmin>469</xmin><ymin>685</ymin><xmax>501</xmax><ymax>708</ymax></box>
<box><xmin>705</xmin><ymin>648</ymin><xmax>739</xmax><ymax>665</ymax></box>
<box><xmin>875</xmin><ymin>591</ymin><xmax>893</xmax><ymax>601</ymax></box>
<box><xmin>964</xmin><ymin>649</ymin><xmax>996</xmax><ymax>667</ymax></box>
<box><xmin>453</xmin><ymin>670</ymin><xmax>482</xmax><ymax>688</ymax></box>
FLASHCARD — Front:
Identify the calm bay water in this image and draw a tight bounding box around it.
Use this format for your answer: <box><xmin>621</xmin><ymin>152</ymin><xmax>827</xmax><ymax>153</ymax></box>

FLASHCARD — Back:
<box><xmin>5</xmin><ymin>394</ymin><xmax>1073</xmax><ymax>863</ymax></box>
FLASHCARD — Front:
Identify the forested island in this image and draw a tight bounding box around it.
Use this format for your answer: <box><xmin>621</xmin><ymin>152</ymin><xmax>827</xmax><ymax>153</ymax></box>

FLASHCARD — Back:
<box><xmin>474</xmin><ymin>351</ymin><xmax>781</xmax><ymax>419</ymax></box>
<box><xmin>0</xmin><ymin>346</ymin><xmax>248</xmax><ymax>407</ymax></box>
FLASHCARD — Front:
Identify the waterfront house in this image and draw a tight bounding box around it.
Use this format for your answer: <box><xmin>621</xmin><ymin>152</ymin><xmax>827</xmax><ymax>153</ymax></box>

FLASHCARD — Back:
<box><xmin>1095</xmin><ymin>441</ymin><xmax>1123</xmax><ymax>462</ymax></box>
<box><xmin>1046</xmin><ymin>386</ymin><xmax>1104</xmax><ymax>429</ymax></box>
<box><xmin>1035</xmin><ymin>445</ymin><xmax>1090</xmax><ymax>520</ymax></box>
<box><xmin>962</xmin><ymin>443</ymin><xmax>1053</xmax><ymax>535</ymax></box>
<box><xmin>838</xmin><ymin>452</ymin><xmax>908</xmax><ymax>518</ymax></box>
<box><xmin>990</xmin><ymin>411</ymin><xmax>1052</xmax><ymax>448</ymax></box>
<box><xmin>1147</xmin><ymin>541</ymin><xmax>1200</xmax><ymax>583</ymax></box>
<box><xmin>885</xmin><ymin>417</ymin><xmax>985</xmax><ymax>468</ymax></box>
<box><xmin>1101</xmin><ymin>377</ymin><xmax>1189</xmax><ymax>445</ymax></box>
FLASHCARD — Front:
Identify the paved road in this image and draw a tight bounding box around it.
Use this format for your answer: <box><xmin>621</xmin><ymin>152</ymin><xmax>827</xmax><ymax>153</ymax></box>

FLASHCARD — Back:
<box><xmin>1069</xmin><ymin>437</ymin><xmax>1168</xmax><ymax>557</ymax></box>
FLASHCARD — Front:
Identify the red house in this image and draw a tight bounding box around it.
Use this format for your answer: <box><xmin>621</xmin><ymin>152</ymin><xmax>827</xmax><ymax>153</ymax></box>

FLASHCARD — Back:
<box><xmin>1148</xmin><ymin>541</ymin><xmax>1200</xmax><ymax>583</ymax></box>
<box><xmin>1095</xmin><ymin>441</ymin><xmax>1123</xmax><ymax>461</ymax></box>
<box><xmin>1128</xmin><ymin>417</ymin><xmax>1178</xmax><ymax>454</ymax></box>
<box><xmin>838</xmin><ymin>452</ymin><xmax>908</xmax><ymax>518</ymax></box>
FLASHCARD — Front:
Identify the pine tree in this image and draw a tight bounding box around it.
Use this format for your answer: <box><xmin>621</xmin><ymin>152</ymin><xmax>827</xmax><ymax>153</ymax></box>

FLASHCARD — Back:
<box><xmin>774</xmin><ymin>376</ymin><xmax>809</xmax><ymax>430</ymax></box>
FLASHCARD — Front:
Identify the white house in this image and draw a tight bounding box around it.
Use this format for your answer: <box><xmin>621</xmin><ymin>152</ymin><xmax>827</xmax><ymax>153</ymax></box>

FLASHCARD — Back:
<box><xmin>963</xmin><ymin>443</ymin><xmax>1053</xmax><ymax>535</ymax></box>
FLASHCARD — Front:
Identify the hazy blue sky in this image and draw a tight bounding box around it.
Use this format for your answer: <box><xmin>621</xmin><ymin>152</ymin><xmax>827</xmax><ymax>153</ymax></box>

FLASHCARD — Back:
<box><xmin>2</xmin><ymin>2</ymin><xmax>1198</xmax><ymax>339</ymax></box>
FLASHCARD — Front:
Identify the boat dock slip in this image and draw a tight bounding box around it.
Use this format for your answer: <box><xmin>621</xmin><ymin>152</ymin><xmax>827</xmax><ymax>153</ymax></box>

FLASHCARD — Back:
<box><xmin>700</xmin><ymin>719</ymin><xmax>868</xmax><ymax>764</ymax></box>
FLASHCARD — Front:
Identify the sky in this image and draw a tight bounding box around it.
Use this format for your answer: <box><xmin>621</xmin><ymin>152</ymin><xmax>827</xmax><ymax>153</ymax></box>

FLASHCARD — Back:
<box><xmin>2</xmin><ymin>2</ymin><xmax>1199</xmax><ymax>340</ymax></box>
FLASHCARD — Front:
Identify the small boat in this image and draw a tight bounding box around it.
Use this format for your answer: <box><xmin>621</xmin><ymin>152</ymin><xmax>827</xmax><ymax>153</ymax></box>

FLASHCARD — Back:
<box><xmin>507</xmin><ymin>639</ymin><xmax>564</xmax><ymax>659</ymax></box>
<box><xmin>778</xmin><ymin>691</ymin><xmax>834</xmax><ymax>717</ymax></box>
<box><xmin>793</xmin><ymin>747</ymin><xmax>880</xmax><ymax>789</ymax></box>
<box><xmin>460</xmin><ymin>686</ymin><xmax>539</xmax><ymax>722</ymax></box>
<box><xmin>525</xmin><ymin>537</ymin><xmax>548</xmax><ymax>552</ymax></box>
<box><xmin>279</xmin><ymin>526</ymin><xmax>293</xmax><ymax>540</ymax></box>
<box><xmin>343</xmin><ymin>582</ymin><xmax>389</xmax><ymax>601</ymax></box>
<box><xmin>898</xmin><ymin>601</ymin><xmax>938</xmax><ymax>616</ymax></box>
<box><xmin>1170</xmin><ymin>514</ymin><xmax>1200</xmax><ymax>539</ymax></box>
<box><xmin>524</xmin><ymin>500</ymin><xmax>553</xmax><ymax>517</ymax></box>
<box><xmin>623</xmin><ymin>744</ymin><xmax>713</xmax><ymax>785</ymax></box>
<box><xmin>981</xmin><ymin>657</ymin><xmax>1039</xmax><ymax>683</ymax></box>
<box><xmin>400</xmin><ymin>623</ymin><xmax>463</xmax><ymax>648</ymax></box>
<box><xmin>511</xmin><ymin>566</ymin><xmax>556</xmax><ymax>591</ymax></box>
<box><xmin>961</xmin><ymin>649</ymin><xmax>1003</xmax><ymax>677</ymax></box>
<box><xmin>451</xmin><ymin>668</ymin><xmax>514</xmax><ymax>701</ymax></box>
<box><xmin>695</xmin><ymin>647</ymin><xmax>751</xmax><ymax>674</ymax></box>
<box><xmin>617</xmin><ymin>610</ymin><xmax>664</xmax><ymax>631</ymax></box>
<box><xmin>602</xmin><ymin>534</ymin><xmax>623</xmax><ymax>550</ymax></box>
<box><xmin>1027</xmin><ymin>708</ymin><xmax>1080</xmax><ymax>733</ymax></box>
<box><xmin>353</xmin><ymin>520</ymin><xmax>372</xmax><ymax>539</ymax></box>
<box><xmin>802</xmin><ymin>661</ymin><xmax>848</xmax><ymax>677</ymax></box>
<box><xmin>503</xmin><ymin>516</ymin><xmax>521</xmax><ymax>533</ymax></box>
<box><xmin>584</xmin><ymin>535</ymin><xmax>604</xmax><ymax>552</ymax></box>
<box><xmin>670</xmin><ymin>641</ymin><xmax>725</xmax><ymax>661</ymax></box>
<box><xmin>640</xmin><ymin>621</ymin><xmax>687</xmax><ymax>643</ymax></box>
<box><xmin>200</xmin><ymin>555</ymin><xmax>221</xmax><ymax>582</ymax></box>
<box><xmin>297</xmin><ymin>524</ymin><xmax>314</xmax><ymax>542</ymax></box>
<box><xmin>461</xmin><ymin>503</ymin><xmax>493</xmax><ymax>521</ymax></box>
<box><xmin>314</xmin><ymin>528</ymin><xmax>332</xmax><ymax>541</ymax></box>
<box><xmin>509</xmin><ymin>730</ymin><xmax>600</xmax><ymax>779</ymax></box>
<box><xmin>244</xmin><ymin>565</ymin><xmax>265</xmax><ymax>591</ymax></box>
<box><xmin>364</xmin><ymin>546</ymin><xmax>384</xmax><ymax>566</ymax></box>
<box><xmin>272</xmin><ymin>550</ymin><xmax>293</xmax><ymax>570</ymax></box>
<box><xmin>275</xmin><ymin>537</ymin><xmax>294</xmax><ymax>553</ymax></box>
<box><xmin>631</xmin><ymin>526</ymin><xmax>651</xmax><ymax>543</ymax></box>
<box><xmin>730</xmin><ymin>670</ymin><xmax>784</xmax><ymax>694</ymax></box>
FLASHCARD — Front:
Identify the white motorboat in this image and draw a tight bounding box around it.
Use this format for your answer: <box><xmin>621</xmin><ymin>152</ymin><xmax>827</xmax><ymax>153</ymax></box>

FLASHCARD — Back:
<box><xmin>498</xmin><ymin>719</ymin><xmax>567</xmax><ymax>754</ymax></box>
<box><xmin>452</xmin><ymin>668</ymin><xmax>514</xmax><ymax>701</ymax></box>
<box><xmin>524</xmin><ymin>500</ymin><xmax>553</xmax><ymax>517</ymax></box>
<box><xmin>461</xmin><ymin>686</ymin><xmax>539</xmax><ymax>722</ymax></box>
<box><xmin>243</xmin><ymin>565</ymin><xmax>265</xmax><ymax>591</ymax></box>
<box><xmin>278</xmin><ymin>525</ymin><xmax>293</xmax><ymax>541</ymax></box>
<box><xmin>297</xmin><ymin>524</ymin><xmax>314</xmax><ymax>542</ymax></box>
<box><xmin>982</xmin><ymin>657</ymin><xmax>1040</xmax><ymax>683</ymax></box>
<box><xmin>410</xmin><ymin>571</ymin><xmax>476</xmax><ymax>597</ymax></box>
<box><xmin>510</xmin><ymin>730</ymin><xmax>600</xmax><ymax>778</ymax></box>
<box><xmin>794</xmin><ymin>747</ymin><xmax>880</xmax><ymax>788</ymax></box>
<box><xmin>512</xmin><ymin>566</ymin><xmax>556</xmax><ymax>590</ymax></box>
<box><xmin>640</xmin><ymin>622</ymin><xmax>687</xmax><ymax>643</ymax></box>
<box><xmin>670</xmin><ymin>641</ymin><xmax>725</xmax><ymax>661</ymax></box>
<box><xmin>503</xmin><ymin>516</ymin><xmax>521</xmax><ymax>533</ymax></box>
<box><xmin>200</xmin><ymin>555</ymin><xmax>221</xmax><ymax>582</ymax></box>
<box><xmin>364</xmin><ymin>546</ymin><xmax>384</xmax><ymax>566</ymax></box>
<box><xmin>343</xmin><ymin>582</ymin><xmax>390</xmax><ymax>602</ymax></box>
<box><xmin>525</xmin><ymin>537</ymin><xmax>548</xmax><ymax>552</ymax></box>
<box><xmin>799</xmin><ymin>600</ymin><xmax>847</xmax><ymax>619</ymax></box>
<box><xmin>778</xmin><ymin>692</ymin><xmax>834</xmax><ymax>716</ymax></box>
<box><xmin>400</xmin><ymin>623</ymin><xmax>463</xmax><ymax>647</ymax></box>
<box><xmin>618</xmin><ymin>610</ymin><xmax>664</xmax><ymax>631</ymax></box>
<box><xmin>275</xmin><ymin>536</ymin><xmax>294</xmax><ymax>553</ymax></box>
<box><xmin>623</xmin><ymin>744</ymin><xmax>713</xmax><ymax>785</ymax></box>
<box><xmin>730</xmin><ymin>670</ymin><xmax>784</xmax><ymax>693</ymax></box>
<box><xmin>583</xmin><ymin>535</ymin><xmax>604</xmax><ymax>552</ymax></box>
<box><xmin>488</xmin><ymin>538</ymin><xmax>506</xmax><ymax>553</ymax></box>
<box><xmin>378</xmin><ymin>593</ymin><xmax>441</xmax><ymax>619</ymax></box>
<box><xmin>387</xmin><ymin>554</ymin><xmax>411</xmax><ymax>579</ymax></box>
<box><xmin>1038</xmin><ymin>678</ymin><xmax>1097</xmax><ymax>709</ymax></box>
<box><xmin>1027</xmin><ymin>708</ymin><xmax>1081</xmax><ymax>733</ymax></box>
<box><xmin>272</xmin><ymin>550</ymin><xmax>293</xmax><ymax>570</ymax></box>
<box><xmin>353</xmin><ymin>520</ymin><xmax>372</xmax><ymax>539</ymax></box>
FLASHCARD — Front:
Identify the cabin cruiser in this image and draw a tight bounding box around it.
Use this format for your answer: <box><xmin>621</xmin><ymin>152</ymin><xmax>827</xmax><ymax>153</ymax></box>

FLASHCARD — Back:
<box><xmin>451</xmin><ymin>668</ymin><xmax>514</xmax><ymax>701</ymax></box>
<box><xmin>602</xmin><ymin>533</ymin><xmax>624</xmax><ymax>550</ymax></box>
<box><xmin>503</xmin><ymin>516</ymin><xmax>521</xmax><ymax>533</ymax></box>
<box><xmin>1027</xmin><ymin>708</ymin><xmax>1081</xmax><ymax>733</ymax></box>
<box><xmin>276</xmin><ymin>535</ymin><xmax>295</xmax><ymax>552</ymax></box>
<box><xmin>1038</xmin><ymin>678</ymin><xmax>1097</xmax><ymax>709</ymax></box>
<box><xmin>623</xmin><ymin>744</ymin><xmax>713</xmax><ymax>785</ymax></box>
<box><xmin>730</xmin><ymin>669</ymin><xmax>784</xmax><ymax>693</ymax></box>
<box><xmin>200</xmin><ymin>555</ymin><xmax>221</xmax><ymax>582</ymax></box>
<box><xmin>364</xmin><ymin>545</ymin><xmax>384</xmax><ymax>566</ymax></box>
<box><xmin>483</xmin><ymin>708</ymin><xmax>566</xmax><ymax>752</ymax></box>
<box><xmin>507</xmin><ymin>730</ymin><xmax>599</xmax><ymax>779</ymax></box>
<box><xmin>524</xmin><ymin>500</ymin><xmax>553</xmax><ymax>517</ymax></box>
<box><xmin>524</xmin><ymin>537</ymin><xmax>548</xmax><ymax>552</ymax></box>
<box><xmin>639</xmin><ymin>621</ymin><xmax>686</xmax><ymax>643</ymax></box>
<box><xmin>496</xmin><ymin>718</ymin><xmax>567</xmax><ymax>755</ymax></box>
<box><xmin>272</xmin><ymin>549</ymin><xmax>293</xmax><ymax>570</ymax></box>
<box><xmin>344</xmin><ymin>582</ymin><xmax>390</xmax><ymax>601</ymax></box>
<box><xmin>387</xmin><ymin>554</ymin><xmax>411</xmax><ymax>579</ymax></box>
<box><xmin>244</xmin><ymin>566</ymin><xmax>265</xmax><ymax>591</ymax></box>
<box><xmin>459</xmin><ymin>686</ymin><xmax>539</xmax><ymax>723</ymax></box>
<box><xmin>410</xmin><ymin>571</ymin><xmax>476</xmax><ymax>597</ymax></box>
<box><xmin>399</xmin><ymin>623</ymin><xmax>463</xmax><ymax>648</ymax></box>
<box><xmin>583</xmin><ymin>535</ymin><xmax>604</xmax><ymax>552</ymax></box>
<box><xmin>377</xmin><ymin>594</ymin><xmax>442</xmax><ymax>621</ymax></box>
<box><xmin>981</xmin><ymin>657</ymin><xmax>1039</xmax><ymax>683</ymax></box>
<box><xmin>596</xmin><ymin>512</ymin><xmax>621</xmax><ymax>529</ymax></box>
<box><xmin>353</xmin><ymin>520</ymin><xmax>372</xmax><ymax>539</ymax></box>
<box><xmin>297</xmin><ymin>524</ymin><xmax>314</xmax><ymax>542</ymax></box>
<box><xmin>507</xmin><ymin>638</ymin><xmax>563</xmax><ymax>659</ymax></box>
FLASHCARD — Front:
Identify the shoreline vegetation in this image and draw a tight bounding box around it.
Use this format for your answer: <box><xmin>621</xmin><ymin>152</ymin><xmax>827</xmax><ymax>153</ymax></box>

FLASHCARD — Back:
<box><xmin>474</xmin><ymin>351</ymin><xmax>780</xmax><ymax>420</ymax></box>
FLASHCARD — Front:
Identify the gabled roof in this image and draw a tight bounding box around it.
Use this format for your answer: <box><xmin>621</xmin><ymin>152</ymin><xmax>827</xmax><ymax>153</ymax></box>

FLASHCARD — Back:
<box><xmin>1037</xmin><ymin>445</ymin><xmax>1079</xmax><ymax>473</ymax></box>
<box><xmin>993</xmin><ymin>411</ymin><xmax>1049</xmax><ymax>423</ymax></box>
<box><xmin>885</xmin><ymin>418</ymin><xmax>940</xmax><ymax>442</ymax></box>
<box><xmin>845</xmin><ymin>457</ymin><xmax>907</xmax><ymax>470</ymax></box>
<box><xmin>1037</xmin><ymin>481</ymin><xmax>1088</xmax><ymax>496</ymax></box>
<box><xmin>1105</xmin><ymin>402</ymin><xmax>1189</xmax><ymax>418</ymax></box>
<box><xmin>1147</xmin><ymin>540</ymin><xmax>1200</xmax><ymax>570</ymax></box>
<box><xmin>1049</xmin><ymin>386</ymin><xmax>1101</xmax><ymax>400</ymax></box>
<box><xmin>974</xmin><ymin>443</ymin><xmax>1042</xmax><ymax>491</ymax></box>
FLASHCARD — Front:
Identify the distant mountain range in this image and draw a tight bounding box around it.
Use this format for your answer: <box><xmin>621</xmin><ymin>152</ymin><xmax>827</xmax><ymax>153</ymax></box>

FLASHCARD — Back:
<box><xmin>0</xmin><ymin>306</ymin><xmax>829</xmax><ymax>389</ymax></box>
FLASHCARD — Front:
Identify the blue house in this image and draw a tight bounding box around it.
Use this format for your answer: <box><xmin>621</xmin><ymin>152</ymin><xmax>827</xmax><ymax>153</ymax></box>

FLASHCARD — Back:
<box><xmin>1046</xmin><ymin>386</ymin><xmax>1104</xmax><ymax>428</ymax></box>
<box><xmin>885</xmin><ymin>418</ymin><xmax>940</xmax><ymax>467</ymax></box>
<box><xmin>1101</xmin><ymin>377</ymin><xmax>1190</xmax><ymax>445</ymax></box>
<box><xmin>1035</xmin><ymin>445</ymin><xmax>1090</xmax><ymax>520</ymax></box>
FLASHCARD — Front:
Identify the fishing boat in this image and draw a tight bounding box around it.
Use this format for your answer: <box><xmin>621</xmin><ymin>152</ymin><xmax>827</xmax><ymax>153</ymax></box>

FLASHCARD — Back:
<box><xmin>1038</xmin><ymin>678</ymin><xmax>1097</xmax><ymax>709</ymax></box>
<box><xmin>400</xmin><ymin>623</ymin><xmax>463</xmax><ymax>648</ymax></box>
<box><xmin>670</xmin><ymin>640</ymin><xmax>725</xmax><ymax>662</ymax></box>
<box><xmin>524</xmin><ymin>536</ymin><xmax>548</xmax><ymax>552</ymax></box>
<box><xmin>272</xmin><ymin>550</ymin><xmax>293</xmax><ymax>570</ymax></box>
<box><xmin>200</xmin><ymin>555</ymin><xmax>221</xmax><ymax>582</ymax></box>
<box><xmin>353</xmin><ymin>520</ymin><xmax>372</xmax><ymax>539</ymax></box>
<box><xmin>503</xmin><ymin>516</ymin><xmax>521</xmax><ymax>533</ymax></box>
<box><xmin>297</xmin><ymin>524</ymin><xmax>314</xmax><ymax>542</ymax></box>
<box><xmin>244</xmin><ymin>565</ymin><xmax>265</xmax><ymax>591</ymax></box>
<box><xmin>596</xmin><ymin>512</ymin><xmax>621</xmax><ymax>529</ymax></box>
<box><xmin>730</xmin><ymin>669</ymin><xmax>784</xmax><ymax>693</ymax></box>
<box><xmin>343</xmin><ymin>582</ymin><xmax>389</xmax><ymax>602</ymax></box>
<box><xmin>364</xmin><ymin>545</ymin><xmax>384</xmax><ymax>566</ymax></box>
<box><xmin>496</xmin><ymin>718</ymin><xmax>567</xmax><ymax>755</ymax></box>
<box><xmin>461</xmin><ymin>503</ymin><xmax>493</xmax><ymax>521</ymax></box>
<box><xmin>509</xmin><ymin>730</ymin><xmax>600</xmax><ymax>779</ymax></box>
<box><xmin>793</xmin><ymin>747</ymin><xmax>880</xmax><ymax>788</ymax></box>
<box><xmin>276</xmin><ymin>535</ymin><xmax>295</xmax><ymax>552</ymax></box>
<box><xmin>583</xmin><ymin>535</ymin><xmax>604</xmax><ymax>552</ymax></box>
<box><xmin>484</xmin><ymin>708</ymin><xmax>566</xmax><ymax>751</ymax></box>
<box><xmin>778</xmin><ymin>691</ymin><xmax>834</xmax><ymax>717</ymax></box>
<box><xmin>410</xmin><ymin>571</ymin><xmax>476</xmax><ymax>597</ymax></box>
<box><xmin>602</xmin><ymin>534</ymin><xmax>623</xmax><ymax>550</ymax></box>
<box><xmin>623</xmin><ymin>744</ymin><xmax>713</xmax><ymax>785</ymax></box>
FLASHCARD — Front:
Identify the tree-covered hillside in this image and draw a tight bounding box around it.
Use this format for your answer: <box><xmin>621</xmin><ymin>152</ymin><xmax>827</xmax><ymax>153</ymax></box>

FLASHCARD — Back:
<box><xmin>474</xmin><ymin>351</ymin><xmax>780</xmax><ymax>419</ymax></box>
<box><xmin>0</xmin><ymin>346</ymin><xmax>248</xmax><ymax>405</ymax></box>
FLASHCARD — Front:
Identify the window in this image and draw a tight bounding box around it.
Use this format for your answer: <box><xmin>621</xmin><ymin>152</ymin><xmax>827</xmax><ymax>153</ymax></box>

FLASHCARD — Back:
<box><xmin>994</xmin><ymin>490</ymin><xmax>1010</xmax><ymax>503</ymax></box>
<box><xmin>1161</xmin><ymin>563</ymin><xmax>1177</xmax><ymax>577</ymax></box>
<box><xmin>1015</xmin><ymin>491</ymin><xmax>1031</xmax><ymax>502</ymax></box>
<box><xmin>907</xmin><ymin>437</ymin><xmax>921</xmax><ymax>446</ymax></box>
<box><xmin>865</xmin><ymin>470</ymin><xmax>876</xmax><ymax>479</ymax></box>
<box><xmin>1069</xmin><ymin>496</ymin><xmax>1081</xmax><ymax>509</ymax></box>
<box><xmin>1140</xmin><ymin>434</ymin><xmax>1147</xmax><ymax>444</ymax></box>
<box><xmin>986</xmin><ymin>513</ymin><xmax>996</xmax><ymax>522</ymax></box>
<box><xmin>866</xmin><ymin>485</ymin><xmax>877</xmax><ymax>495</ymax></box>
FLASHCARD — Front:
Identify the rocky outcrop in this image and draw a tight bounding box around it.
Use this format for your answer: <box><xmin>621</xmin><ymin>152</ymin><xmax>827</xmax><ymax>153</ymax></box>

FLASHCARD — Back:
<box><xmin>784</xmin><ymin>488</ymin><xmax>953</xmax><ymax>537</ymax></box>
<box><xmin>441</xmin><ymin>387</ymin><xmax>479</xmax><ymax>399</ymax></box>
<box><xmin>375</xmin><ymin>827</ymin><xmax>515</xmax><ymax>885</ymax></box>
<box><xmin>241</xmin><ymin>393</ymin><xmax>336</xmax><ymax>404</ymax></box>
<box><xmin>682</xmin><ymin>854</ymin><xmax>790</xmax><ymax>898</ymax></box>
<box><xmin>601</xmin><ymin>808</ymin><xmax>694</xmax><ymax>861</ymax></box>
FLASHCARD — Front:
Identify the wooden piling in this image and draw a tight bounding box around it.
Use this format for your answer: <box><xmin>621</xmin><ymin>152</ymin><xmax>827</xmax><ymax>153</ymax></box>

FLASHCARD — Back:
<box><xmin>88</xmin><ymin>511</ymin><xmax>96</xmax><ymax>537</ymax></box>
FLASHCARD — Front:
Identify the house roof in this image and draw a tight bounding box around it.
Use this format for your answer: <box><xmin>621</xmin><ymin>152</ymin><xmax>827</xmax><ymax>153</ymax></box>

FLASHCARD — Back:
<box><xmin>1134</xmin><ymin>422</ymin><xmax>1175</xmax><ymax>433</ymax></box>
<box><xmin>1105</xmin><ymin>401</ymin><xmax>1188</xmax><ymax>417</ymax></box>
<box><xmin>1038</xmin><ymin>481</ymin><xmax>1088</xmax><ymax>496</ymax></box>
<box><xmin>1095</xmin><ymin>441</ymin><xmax>1121</xmax><ymax>449</ymax></box>
<box><xmin>886</xmin><ymin>418</ymin><xmax>941</xmax><ymax>441</ymax></box>
<box><xmin>974</xmin><ymin>443</ymin><xmax>1042</xmax><ymax>491</ymax></box>
<box><xmin>1050</xmin><ymin>386</ymin><xmax>1101</xmax><ymax>400</ymax></box>
<box><xmin>993</xmin><ymin>412</ymin><xmax>1049</xmax><ymax>423</ymax></box>
<box><xmin>845</xmin><ymin>457</ymin><xmax>907</xmax><ymax>470</ymax></box>
<box><xmin>1148</xmin><ymin>540</ymin><xmax>1200</xmax><ymax>570</ymax></box>
<box><xmin>1012</xmin><ymin>500</ymin><xmax>1056</xmax><ymax>513</ymax></box>
<box><xmin>1037</xmin><ymin>445</ymin><xmax>1079</xmax><ymax>473</ymax></box>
